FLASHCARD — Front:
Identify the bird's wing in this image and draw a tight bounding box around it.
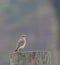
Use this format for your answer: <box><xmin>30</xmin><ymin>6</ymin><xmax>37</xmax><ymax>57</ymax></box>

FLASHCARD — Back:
<box><xmin>16</xmin><ymin>38</ymin><xmax>24</xmax><ymax>49</ymax></box>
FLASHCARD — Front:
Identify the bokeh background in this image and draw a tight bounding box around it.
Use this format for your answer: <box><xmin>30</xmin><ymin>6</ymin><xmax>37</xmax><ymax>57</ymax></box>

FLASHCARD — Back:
<box><xmin>0</xmin><ymin>0</ymin><xmax>59</xmax><ymax>65</ymax></box>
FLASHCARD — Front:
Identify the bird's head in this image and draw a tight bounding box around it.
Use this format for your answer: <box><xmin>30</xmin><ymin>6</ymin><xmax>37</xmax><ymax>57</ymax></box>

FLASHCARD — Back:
<box><xmin>21</xmin><ymin>34</ymin><xmax>27</xmax><ymax>39</ymax></box>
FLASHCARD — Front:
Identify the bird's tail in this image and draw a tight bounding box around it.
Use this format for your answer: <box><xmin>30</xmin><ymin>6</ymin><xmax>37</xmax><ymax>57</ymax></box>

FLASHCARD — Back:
<box><xmin>15</xmin><ymin>48</ymin><xmax>18</xmax><ymax>52</ymax></box>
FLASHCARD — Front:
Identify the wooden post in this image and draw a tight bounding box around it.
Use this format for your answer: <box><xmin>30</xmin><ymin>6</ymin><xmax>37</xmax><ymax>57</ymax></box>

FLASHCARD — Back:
<box><xmin>10</xmin><ymin>51</ymin><xmax>51</xmax><ymax>65</ymax></box>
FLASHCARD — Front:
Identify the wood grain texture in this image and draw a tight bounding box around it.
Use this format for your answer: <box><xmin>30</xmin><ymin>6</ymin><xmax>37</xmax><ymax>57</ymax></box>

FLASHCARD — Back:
<box><xmin>10</xmin><ymin>51</ymin><xmax>51</xmax><ymax>65</ymax></box>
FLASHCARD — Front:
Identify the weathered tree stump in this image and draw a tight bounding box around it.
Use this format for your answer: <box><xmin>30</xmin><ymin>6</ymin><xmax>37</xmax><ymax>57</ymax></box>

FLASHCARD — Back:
<box><xmin>10</xmin><ymin>51</ymin><xmax>51</xmax><ymax>65</ymax></box>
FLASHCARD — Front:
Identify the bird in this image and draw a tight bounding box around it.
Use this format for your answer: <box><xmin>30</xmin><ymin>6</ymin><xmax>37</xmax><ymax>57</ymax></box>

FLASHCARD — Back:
<box><xmin>15</xmin><ymin>34</ymin><xmax>27</xmax><ymax>52</ymax></box>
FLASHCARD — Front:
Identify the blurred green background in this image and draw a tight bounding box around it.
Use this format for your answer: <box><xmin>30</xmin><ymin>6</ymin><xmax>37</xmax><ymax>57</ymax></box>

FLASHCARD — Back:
<box><xmin>0</xmin><ymin>0</ymin><xmax>59</xmax><ymax>65</ymax></box>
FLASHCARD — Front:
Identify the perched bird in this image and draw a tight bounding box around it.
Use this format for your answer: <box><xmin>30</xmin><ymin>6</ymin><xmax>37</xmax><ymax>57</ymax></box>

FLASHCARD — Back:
<box><xmin>15</xmin><ymin>34</ymin><xmax>27</xmax><ymax>52</ymax></box>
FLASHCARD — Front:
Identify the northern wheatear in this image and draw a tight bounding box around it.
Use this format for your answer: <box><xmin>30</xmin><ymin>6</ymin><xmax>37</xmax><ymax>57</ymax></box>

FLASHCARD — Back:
<box><xmin>15</xmin><ymin>34</ymin><xmax>27</xmax><ymax>52</ymax></box>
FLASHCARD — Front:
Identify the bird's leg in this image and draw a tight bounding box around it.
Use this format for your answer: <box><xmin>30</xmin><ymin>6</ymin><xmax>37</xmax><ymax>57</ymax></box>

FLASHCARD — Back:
<box><xmin>18</xmin><ymin>49</ymin><xmax>22</xmax><ymax>53</ymax></box>
<box><xmin>18</xmin><ymin>49</ymin><xmax>25</xmax><ymax>53</ymax></box>
<box><xmin>18</xmin><ymin>49</ymin><xmax>20</xmax><ymax>52</ymax></box>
